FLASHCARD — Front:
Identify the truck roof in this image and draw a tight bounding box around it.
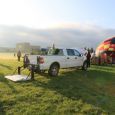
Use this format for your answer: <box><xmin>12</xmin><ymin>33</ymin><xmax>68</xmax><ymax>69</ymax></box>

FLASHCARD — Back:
<box><xmin>49</xmin><ymin>47</ymin><xmax>87</xmax><ymax>54</ymax></box>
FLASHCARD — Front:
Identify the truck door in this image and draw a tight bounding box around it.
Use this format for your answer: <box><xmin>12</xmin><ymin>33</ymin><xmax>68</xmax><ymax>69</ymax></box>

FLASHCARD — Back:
<box><xmin>74</xmin><ymin>49</ymin><xmax>83</xmax><ymax>66</ymax></box>
<box><xmin>66</xmin><ymin>49</ymin><xmax>77</xmax><ymax>67</ymax></box>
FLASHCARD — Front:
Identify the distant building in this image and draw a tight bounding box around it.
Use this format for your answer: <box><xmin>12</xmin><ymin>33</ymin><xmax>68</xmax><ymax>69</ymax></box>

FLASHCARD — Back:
<box><xmin>16</xmin><ymin>42</ymin><xmax>40</xmax><ymax>53</ymax></box>
<box><xmin>31</xmin><ymin>45</ymin><xmax>41</xmax><ymax>51</ymax></box>
<box><xmin>16</xmin><ymin>42</ymin><xmax>31</xmax><ymax>53</ymax></box>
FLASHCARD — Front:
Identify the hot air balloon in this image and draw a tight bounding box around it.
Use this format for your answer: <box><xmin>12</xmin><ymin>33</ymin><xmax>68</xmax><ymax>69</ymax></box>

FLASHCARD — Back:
<box><xmin>96</xmin><ymin>37</ymin><xmax>115</xmax><ymax>64</ymax></box>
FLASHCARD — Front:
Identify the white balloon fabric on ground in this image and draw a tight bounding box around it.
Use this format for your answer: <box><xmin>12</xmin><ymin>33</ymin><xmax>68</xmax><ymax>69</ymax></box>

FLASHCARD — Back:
<box><xmin>5</xmin><ymin>75</ymin><xmax>31</xmax><ymax>82</ymax></box>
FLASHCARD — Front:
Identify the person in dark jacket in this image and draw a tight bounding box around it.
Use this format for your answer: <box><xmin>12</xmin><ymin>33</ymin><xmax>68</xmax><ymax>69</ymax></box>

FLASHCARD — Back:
<box><xmin>17</xmin><ymin>50</ymin><xmax>21</xmax><ymax>61</ymax></box>
<box><xmin>87</xmin><ymin>50</ymin><xmax>91</xmax><ymax>67</ymax></box>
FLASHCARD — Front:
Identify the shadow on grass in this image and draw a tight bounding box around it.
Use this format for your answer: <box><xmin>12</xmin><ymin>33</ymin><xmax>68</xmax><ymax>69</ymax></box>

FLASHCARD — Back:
<box><xmin>0</xmin><ymin>73</ymin><xmax>18</xmax><ymax>115</ymax></box>
<box><xmin>30</xmin><ymin>68</ymin><xmax>115</xmax><ymax>114</ymax></box>
<box><xmin>0</xmin><ymin>101</ymin><xmax>6</xmax><ymax>115</ymax></box>
<box><xmin>0</xmin><ymin>64</ymin><xmax>12</xmax><ymax>70</ymax></box>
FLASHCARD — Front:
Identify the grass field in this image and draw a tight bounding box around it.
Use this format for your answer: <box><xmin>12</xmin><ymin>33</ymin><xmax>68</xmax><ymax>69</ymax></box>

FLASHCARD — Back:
<box><xmin>0</xmin><ymin>53</ymin><xmax>115</xmax><ymax>115</ymax></box>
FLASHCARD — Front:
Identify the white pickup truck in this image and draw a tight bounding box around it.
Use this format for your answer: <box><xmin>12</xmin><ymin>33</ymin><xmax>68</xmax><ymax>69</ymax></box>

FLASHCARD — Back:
<box><xmin>24</xmin><ymin>48</ymin><xmax>87</xmax><ymax>76</ymax></box>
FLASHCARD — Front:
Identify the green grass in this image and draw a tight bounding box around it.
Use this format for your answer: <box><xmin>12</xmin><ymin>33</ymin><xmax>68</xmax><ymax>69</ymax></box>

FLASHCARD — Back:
<box><xmin>0</xmin><ymin>58</ymin><xmax>115</xmax><ymax>115</ymax></box>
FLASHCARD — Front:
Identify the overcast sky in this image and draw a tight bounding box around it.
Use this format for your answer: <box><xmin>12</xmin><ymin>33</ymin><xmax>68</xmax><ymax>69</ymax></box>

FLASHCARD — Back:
<box><xmin>0</xmin><ymin>0</ymin><xmax>115</xmax><ymax>48</ymax></box>
<box><xmin>0</xmin><ymin>25</ymin><xmax>115</xmax><ymax>48</ymax></box>
<box><xmin>0</xmin><ymin>0</ymin><xmax>115</xmax><ymax>29</ymax></box>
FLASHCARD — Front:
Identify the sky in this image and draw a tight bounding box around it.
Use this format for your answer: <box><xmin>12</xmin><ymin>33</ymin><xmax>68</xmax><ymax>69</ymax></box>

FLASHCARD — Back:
<box><xmin>0</xmin><ymin>0</ymin><xmax>115</xmax><ymax>48</ymax></box>
<box><xmin>0</xmin><ymin>0</ymin><xmax>115</xmax><ymax>29</ymax></box>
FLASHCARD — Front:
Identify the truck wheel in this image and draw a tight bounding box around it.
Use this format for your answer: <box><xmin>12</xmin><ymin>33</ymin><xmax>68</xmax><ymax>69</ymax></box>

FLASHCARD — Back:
<box><xmin>48</xmin><ymin>64</ymin><xmax>59</xmax><ymax>77</ymax></box>
<box><xmin>82</xmin><ymin>61</ymin><xmax>87</xmax><ymax>71</ymax></box>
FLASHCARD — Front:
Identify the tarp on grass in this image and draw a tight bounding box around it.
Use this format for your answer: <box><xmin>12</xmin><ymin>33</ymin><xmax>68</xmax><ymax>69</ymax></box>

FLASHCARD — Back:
<box><xmin>5</xmin><ymin>75</ymin><xmax>31</xmax><ymax>82</ymax></box>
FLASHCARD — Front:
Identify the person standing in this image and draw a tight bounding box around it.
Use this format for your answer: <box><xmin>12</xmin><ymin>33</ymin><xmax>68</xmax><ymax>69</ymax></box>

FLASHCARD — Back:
<box><xmin>87</xmin><ymin>50</ymin><xmax>91</xmax><ymax>67</ymax></box>
<box><xmin>17</xmin><ymin>50</ymin><xmax>21</xmax><ymax>61</ymax></box>
<box><xmin>110</xmin><ymin>52</ymin><xmax>115</xmax><ymax>64</ymax></box>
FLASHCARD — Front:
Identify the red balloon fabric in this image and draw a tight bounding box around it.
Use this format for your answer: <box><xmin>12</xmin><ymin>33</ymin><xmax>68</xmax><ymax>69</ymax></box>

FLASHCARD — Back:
<box><xmin>96</xmin><ymin>37</ymin><xmax>115</xmax><ymax>52</ymax></box>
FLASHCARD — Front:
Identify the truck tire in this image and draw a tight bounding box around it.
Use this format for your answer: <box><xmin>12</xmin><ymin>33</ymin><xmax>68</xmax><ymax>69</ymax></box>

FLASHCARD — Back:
<box><xmin>82</xmin><ymin>61</ymin><xmax>87</xmax><ymax>71</ymax></box>
<box><xmin>48</xmin><ymin>64</ymin><xmax>59</xmax><ymax>77</ymax></box>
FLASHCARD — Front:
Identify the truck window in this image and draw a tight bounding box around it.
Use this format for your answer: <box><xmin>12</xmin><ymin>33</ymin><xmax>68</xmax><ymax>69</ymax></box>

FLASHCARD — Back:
<box><xmin>47</xmin><ymin>48</ymin><xmax>64</xmax><ymax>56</ymax></box>
<box><xmin>54</xmin><ymin>49</ymin><xmax>60</xmax><ymax>55</ymax></box>
<box><xmin>57</xmin><ymin>49</ymin><xmax>64</xmax><ymax>55</ymax></box>
<box><xmin>74</xmin><ymin>50</ymin><xmax>81</xmax><ymax>56</ymax></box>
<box><xmin>54</xmin><ymin>49</ymin><xmax>64</xmax><ymax>55</ymax></box>
<box><xmin>66</xmin><ymin>49</ymin><xmax>75</xmax><ymax>56</ymax></box>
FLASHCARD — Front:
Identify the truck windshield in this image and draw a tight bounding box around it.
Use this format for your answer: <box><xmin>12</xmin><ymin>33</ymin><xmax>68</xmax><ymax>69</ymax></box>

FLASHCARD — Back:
<box><xmin>47</xmin><ymin>48</ymin><xmax>64</xmax><ymax>56</ymax></box>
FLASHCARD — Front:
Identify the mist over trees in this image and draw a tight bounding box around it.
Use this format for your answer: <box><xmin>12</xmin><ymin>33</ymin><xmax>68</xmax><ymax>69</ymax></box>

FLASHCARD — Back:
<box><xmin>0</xmin><ymin>25</ymin><xmax>115</xmax><ymax>49</ymax></box>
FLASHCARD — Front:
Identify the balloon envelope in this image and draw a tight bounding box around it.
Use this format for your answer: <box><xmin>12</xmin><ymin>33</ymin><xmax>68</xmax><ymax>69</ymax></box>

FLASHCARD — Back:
<box><xmin>96</xmin><ymin>37</ymin><xmax>115</xmax><ymax>56</ymax></box>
